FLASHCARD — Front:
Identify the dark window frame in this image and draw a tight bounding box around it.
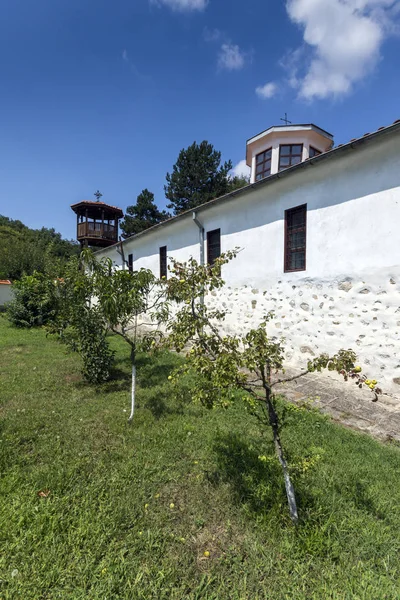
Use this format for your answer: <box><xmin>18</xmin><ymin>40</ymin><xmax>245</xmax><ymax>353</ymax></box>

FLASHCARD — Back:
<box><xmin>207</xmin><ymin>228</ymin><xmax>221</xmax><ymax>267</ymax></box>
<box><xmin>284</xmin><ymin>204</ymin><xmax>307</xmax><ymax>273</ymax></box>
<box><xmin>309</xmin><ymin>146</ymin><xmax>321</xmax><ymax>158</ymax></box>
<box><xmin>159</xmin><ymin>245</ymin><xmax>167</xmax><ymax>279</ymax></box>
<box><xmin>279</xmin><ymin>144</ymin><xmax>304</xmax><ymax>171</ymax></box>
<box><xmin>128</xmin><ymin>253</ymin><xmax>133</xmax><ymax>272</ymax></box>
<box><xmin>255</xmin><ymin>147</ymin><xmax>272</xmax><ymax>181</ymax></box>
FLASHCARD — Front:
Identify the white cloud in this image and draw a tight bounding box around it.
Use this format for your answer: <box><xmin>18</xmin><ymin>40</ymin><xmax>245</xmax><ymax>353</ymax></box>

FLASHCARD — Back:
<box><xmin>285</xmin><ymin>0</ymin><xmax>400</xmax><ymax>100</ymax></box>
<box><xmin>255</xmin><ymin>81</ymin><xmax>278</xmax><ymax>99</ymax></box>
<box><xmin>152</xmin><ymin>0</ymin><xmax>208</xmax><ymax>11</ymax></box>
<box><xmin>279</xmin><ymin>47</ymin><xmax>305</xmax><ymax>89</ymax></box>
<box><xmin>121</xmin><ymin>49</ymin><xmax>152</xmax><ymax>82</ymax></box>
<box><xmin>204</xmin><ymin>29</ymin><xmax>250</xmax><ymax>72</ymax></box>
<box><xmin>230</xmin><ymin>160</ymin><xmax>250</xmax><ymax>179</ymax></box>
<box><xmin>203</xmin><ymin>27</ymin><xmax>222</xmax><ymax>42</ymax></box>
<box><xmin>218</xmin><ymin>43</ymin><xmax>246</xmax><ymax>71</ymax></box>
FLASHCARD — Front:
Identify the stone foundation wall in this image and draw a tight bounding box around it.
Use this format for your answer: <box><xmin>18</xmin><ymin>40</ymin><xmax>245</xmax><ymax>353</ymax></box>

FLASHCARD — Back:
<box><xmin>206</xmin><ymin>269</ymin><xmax>400</xmax><ymax>394</ymax></box>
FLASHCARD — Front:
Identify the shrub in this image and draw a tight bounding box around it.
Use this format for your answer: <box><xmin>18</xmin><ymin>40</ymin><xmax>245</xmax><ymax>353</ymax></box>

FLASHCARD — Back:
<box><xmin>76</xmin><ymin>308</ymin><xmax>115</xmax><ymax>384</ymax></box>
<box><xmin>7</xmin><ymin>272</ymin><xmax>58</xmax><ymax>328</ymax></box>
<box><xmin>45</xmin><ymin>255</ymin><xmax>115</xmax><ymax>385</ymax></box>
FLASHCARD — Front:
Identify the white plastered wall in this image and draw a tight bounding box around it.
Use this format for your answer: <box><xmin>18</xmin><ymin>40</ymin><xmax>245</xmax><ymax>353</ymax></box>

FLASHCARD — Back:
<box><xmin>97</xmin><ymin>132</ymin><xmax>400</xmax><ymax>394</ymax></box>
<box><xmin>248</xmin><ymin>128</ymin><xmax>333</xmax><ymax>183</ymax></box>
<box><xmin>0</xmin><ymin>284</ymin><xmax>14</xmax><ymax>307</ymax></box>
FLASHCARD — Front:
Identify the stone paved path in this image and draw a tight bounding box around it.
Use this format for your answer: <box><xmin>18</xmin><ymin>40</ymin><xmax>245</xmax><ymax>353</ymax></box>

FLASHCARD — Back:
<box><xmin>273</xmin><ymin>368</ymin><xmax>400</xmax><ymax>442</ymax></box>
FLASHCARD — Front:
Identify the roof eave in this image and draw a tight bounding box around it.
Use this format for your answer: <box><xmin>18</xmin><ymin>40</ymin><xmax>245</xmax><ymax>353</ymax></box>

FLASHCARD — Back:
<box><xmin>70</xmin><ymin>202</ymin><xmax>124</xmax><ymax>218</ymax></box>
<box><xmin>246</xmin><ymin>123</ymin><xmax>334</xmax><ymax>147</ymax></box>
<box><xmin>95</xmin><ymin>120</ymin><xmax>400</xmax><ymax>255</ymax></box>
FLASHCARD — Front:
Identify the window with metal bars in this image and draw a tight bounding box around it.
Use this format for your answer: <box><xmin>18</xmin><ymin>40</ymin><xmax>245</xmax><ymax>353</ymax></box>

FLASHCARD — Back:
<box><xmin>284</xmin><ymin>205</ymin><xmax>307</xmax><ymax>272</ymax></box>
<box><xmin>128</xmin><ymin>253</ymin><xmax>133</xmax><ymax>272</ymax></box>
<box><xmin>255</xmin><ymin>148</ymin><xmax>272</xmax><ymax>181</ymax></box>
<box><xmin>207</xmin><ymin>229</ymin><xmax>221</xmax><ymax>267</ymax></box>
<box><xmin>159</xmin><ymin>246</ymin><xmax>167</xmax><ymax>279</ymax></box>
<box><xmin>279</xmin><ymin>144</ymin><xmax>303</xmax><ymax>171</ymax></box>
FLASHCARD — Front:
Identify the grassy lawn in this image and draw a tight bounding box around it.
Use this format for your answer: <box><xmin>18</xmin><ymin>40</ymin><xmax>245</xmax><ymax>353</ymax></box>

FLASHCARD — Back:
<box><xmin>1</xmin><ymin>316</ymin><xmax>400</xmax><ymax>599</ymax></box>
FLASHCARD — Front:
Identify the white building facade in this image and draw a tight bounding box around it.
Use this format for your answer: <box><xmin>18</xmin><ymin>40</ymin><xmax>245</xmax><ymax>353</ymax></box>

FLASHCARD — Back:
<box><xmin>96</xmin><ymin>121</ymin><xmax>400</xmax><ymax>393</ymax></box>
<box><xmin>0</xmin><ymin>280</ymin><xmax>13</xmax><ymax>308</ymax></box>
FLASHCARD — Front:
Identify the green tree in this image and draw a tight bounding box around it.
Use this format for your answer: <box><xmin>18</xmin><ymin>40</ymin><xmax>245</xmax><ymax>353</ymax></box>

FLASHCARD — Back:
<box><xmin>120</xmin><ymin>189</ymin><xmax>170</xmax><ymax>238</ymax></box>
<box><xmin>87</xmin><ymin>250</ymin><xmax>168</xmax><ymax>420</ymax></box>
<box><xmin>47</xmin><ymin>255</ymin><xmax>115</xmax><ymax>384</ymax></box>
<box><xmin>49</xmin><ymin>250</ymin><xmax>168</xmax><ymax>418</ymax></box>
<box><xmin>162</xmin><ymin>251</ymin><xmax>382</xmax><ymax>524</ymax></box>
<box><xmin>227</xmin><ymin>174</ymin><xmax>250</xmax><ymax>192</ymax></box>
<box><xmin>165</xmin><ymin>141</ymin><xmax>232</xmax><ymax>215</ymax></box>
<box><xmin>7</xmin><ymin>271</ymin><xmax>59</xmax><ymax>328</ymax></box>
<box><xmin>0</xmin><ymin>214</ymin><xmax>79</xmax><ymax>280</ymax></box>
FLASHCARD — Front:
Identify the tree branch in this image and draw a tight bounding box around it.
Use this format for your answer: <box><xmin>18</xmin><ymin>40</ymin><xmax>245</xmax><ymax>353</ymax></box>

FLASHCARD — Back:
<box><xmin>271</xmin><ymin>370</ymin><xmax>309</xmax><ymax>387</ymax></box>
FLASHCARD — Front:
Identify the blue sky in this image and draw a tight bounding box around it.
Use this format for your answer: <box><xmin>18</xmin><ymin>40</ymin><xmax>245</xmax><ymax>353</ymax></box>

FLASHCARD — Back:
<box><xmin>0</xmin><ymin>0</ymin><xmax>399</xmax><ymax>240</ymax></box>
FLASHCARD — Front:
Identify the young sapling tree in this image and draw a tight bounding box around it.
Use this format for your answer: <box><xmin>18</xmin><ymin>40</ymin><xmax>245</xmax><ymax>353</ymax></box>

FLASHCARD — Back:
<box><xmin>86</xmin><ymin>251</ymin><xmax>168</xmax><ymax>422</ymax></box>
<box><xmin>163</xmin><ymin>251</ymin><xmax>382</xmax><ymax>524</ymax></box>
<box><xmin>48</xmin><ymin>250</ymin><xmax>169</xmax><ymax>419</ymax></box>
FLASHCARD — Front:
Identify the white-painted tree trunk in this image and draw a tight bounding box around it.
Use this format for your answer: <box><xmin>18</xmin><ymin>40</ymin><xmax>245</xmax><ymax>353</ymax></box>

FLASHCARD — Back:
<box><xmin>128</xmin><ymin>363</ymin><xmax>136</xmax><ymax>422</ymax></box>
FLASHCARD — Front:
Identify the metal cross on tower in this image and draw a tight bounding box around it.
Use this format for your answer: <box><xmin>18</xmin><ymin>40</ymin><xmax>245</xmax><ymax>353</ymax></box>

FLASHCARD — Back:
<box><xmin>94</xmin><ymin>190</ymin><xmax>103</xmax><ymax>202</ymax></box>
<box><xmin>280</xmin><ymin>113</ymin><xmax>292</xmax><ymax>125</ymax></box>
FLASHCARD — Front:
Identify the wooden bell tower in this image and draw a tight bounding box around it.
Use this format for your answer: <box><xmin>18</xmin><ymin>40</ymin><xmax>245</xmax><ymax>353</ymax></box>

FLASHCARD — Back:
<box><xmin>71</xmin><ymin>192</ymin><xmax>124</xmax><ymax>248</ymax></box>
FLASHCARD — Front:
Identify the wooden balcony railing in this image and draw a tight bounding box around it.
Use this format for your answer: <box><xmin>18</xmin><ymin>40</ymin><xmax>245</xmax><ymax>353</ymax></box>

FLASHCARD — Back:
<box><xmin>77</xmin><ymin>221</ymin><xmax>117</xmax><ymax>242</ymax></box>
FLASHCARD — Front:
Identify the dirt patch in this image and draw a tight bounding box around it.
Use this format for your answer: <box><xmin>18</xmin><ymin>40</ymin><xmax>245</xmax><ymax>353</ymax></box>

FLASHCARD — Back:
<box><xmin>65</xmin><ymin>373</ymin><xmax>82</xmax><ymax>384</ymax></box>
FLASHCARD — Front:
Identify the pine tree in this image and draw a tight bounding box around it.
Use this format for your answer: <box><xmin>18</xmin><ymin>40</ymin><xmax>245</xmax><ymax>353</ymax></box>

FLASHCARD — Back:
<box><xmin>120</xmin><ymin>189</ymin><xmax>169</xmax><ymax>238</ymax></box>
<box><xmin>165</xmin><ymin>141</ymin><xmax>232</xmax><ymax>215</ymax></box>
<box><xmin>227</xmin><ymin>174</ymin><xmax>250</xmax><ymax>192</ymax></box>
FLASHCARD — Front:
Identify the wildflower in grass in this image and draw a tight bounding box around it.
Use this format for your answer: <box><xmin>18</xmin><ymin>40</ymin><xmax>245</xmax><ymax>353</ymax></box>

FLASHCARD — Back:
<box><xmin>203</xmin><ymin>551</ymin><xmax>210</xmax><ymax>558</ymax></box>
<box><xmin>170</xmin><ymin>503</ymin><xmax>175</xmax><ymax>509</ymax></box>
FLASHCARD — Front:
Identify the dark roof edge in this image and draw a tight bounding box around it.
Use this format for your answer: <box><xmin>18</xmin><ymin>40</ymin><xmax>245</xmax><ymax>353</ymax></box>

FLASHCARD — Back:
<box><xmin>95</xmin><ymin>119</ymin><xmax>400</xmax><ymax>255</ymax></box>
<box><xmin>246</xmin><ymin>123</ymin><xmax>334</xmax><ymax>145</ymax></box>
<box><xmin>71</xmin><ymin>201</ymin><xmax>124</xmax><ymax>217</ymax></box>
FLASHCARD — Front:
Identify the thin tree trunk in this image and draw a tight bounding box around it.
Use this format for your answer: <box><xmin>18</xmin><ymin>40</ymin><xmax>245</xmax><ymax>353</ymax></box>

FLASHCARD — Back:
<box><xmin>128</xmin><ymin>349</ymin><xmax>136</xmax><ymax>423</ymax></box>
<box><xmin>265</xmin><ymin>391</ymin><xmax>299</xmax><ymax>525</ymax></box>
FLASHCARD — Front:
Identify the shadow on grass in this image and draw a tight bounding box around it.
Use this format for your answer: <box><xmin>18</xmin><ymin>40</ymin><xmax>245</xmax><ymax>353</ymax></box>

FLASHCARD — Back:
<box><xmin>211</xmin><ymin>432</ymin><xmax>390</xmax><ymax>560</ymax></box>
<box><xmin>141</xmin><ymin>391</ymin><xmax>168</xmax><ymax>419</ymax></box>
<box><xmin>210</xmin><ymin>432</ymin><xmax>287</xmax><ymax>515</ymax></box>
<box><xmin>75</xmin><ymin>351</ymin><xmax>181</xmax><ymax>396</ymax></box>
<box><xmin>210</xmin><ymin>432</ymin><xmax>331</xmax><ymax>528</ymax></box>
<box><xmin>137</xmin><ymin>385</ymin><xmax>184</xmax><ymax>420</ymax></box>
<box><xmin>71</xmin><ymin>361</ymin><xmax>131</xmax><ymax>394</ymax></box>
<box><xmin>135</xmin><ymin>351</ymin><xmax>183</xmax><ymax>388</ymax></box>
<box><xmin>107</xmin><ymin>351</ymin><xmax>186</xmax><ymax>419</ymax></box>
<box><xmin>70</xmin><ymin>349</ymin><xmax>190</xmax><ymax>419</ymax></box>
<box><xmin>335</xmin><ymin>480</ymin><xmax>387</xmax><ymax>521</ymax></box>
